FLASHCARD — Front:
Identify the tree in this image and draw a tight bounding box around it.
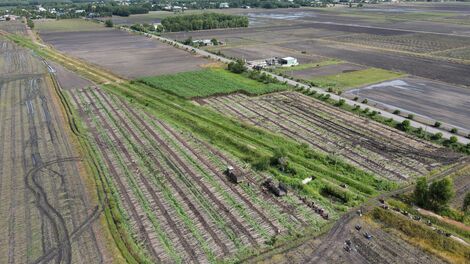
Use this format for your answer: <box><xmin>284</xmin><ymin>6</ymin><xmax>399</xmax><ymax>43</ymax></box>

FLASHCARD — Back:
<box><xmin>434</xmin><ymin>121</ymin><xmax>441</xmax><ymax>128</ymax></box>
<box><xmin>104</xmin><ymin>19</ymin><xmax>113</xmax><ymax>27</ymax></box>
<box><xmin>414</xmin><ymin>177</ymin><xmax>428</xmax><ymax>207</ymax></box>
<box><xmin>398</xmin><ymin>120</ymin><xmax>411</xmax><ymax>132</ymax></box>
<box><xmin>428</xmin><ymin>177</ymin><xmax>454</xmax><ymax>211</ymax></box>
<box><xmin>227</xmin><ymin>59</ymin><xmax>246</xmax><ymax>74</ymax></box>
<box><xmin>27</xmin><ymin>19</ymin><xmax>34</xmax><ymax>29</ymax></box>
<box><xmin>463</xmin><ymin>192</ymin><xmax>470</xmax><ymax>212</ymax></box>
<box><xmin>210</xmin><ymin>38</ymin><xmax>218</xmax><ymax>45</ymax></box>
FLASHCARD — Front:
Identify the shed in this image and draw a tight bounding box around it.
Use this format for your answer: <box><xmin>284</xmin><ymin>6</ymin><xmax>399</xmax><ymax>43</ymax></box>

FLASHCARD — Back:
<box><xmin>279</xmin><ymin>57</ymin><xmax>299</xmax><ymax>67</ymax></box>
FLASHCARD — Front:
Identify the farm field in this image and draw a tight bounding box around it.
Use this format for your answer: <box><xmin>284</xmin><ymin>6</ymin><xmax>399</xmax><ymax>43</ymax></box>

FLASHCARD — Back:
<box><xmin>306</xmin><ymin>68</ymin><xmax>404</xmax><ymax>91</ymax></box>
<box><xmin>346</xmin><ymin>77</ymin><xmax>470</xmax><ymax>132</ymax></box>
<box><xmin>0</xmin><ymin>36</ymin><xmax>112</xmax><ymax>263</ymax></box>
<box><xmin>162</xmin><ymin>6</ymin><xmax>470</xmax><ymax>86</ymax></box>
<box><xmin>201</xmin><ymin>91</ymin><xmax>461</xmax><ymax>181</ymax></box>
<box><xmin>39</xmin><ymin>25</ymin><xmax>210</xmax><ymax>78</ymax></box>
<box><xmin>139</xmin><ymin>68</ymin><xmax>289</xmax><ymax>98</ymax></box>
<box><xmin>2</xmin><ymin>4</ymin><xmax>470</xmax><ymax>263</ymax></box>
<box><xmin>35</xmin><ymin>19</ymin><xmax>106</xmax><ymax>33</ymax></box>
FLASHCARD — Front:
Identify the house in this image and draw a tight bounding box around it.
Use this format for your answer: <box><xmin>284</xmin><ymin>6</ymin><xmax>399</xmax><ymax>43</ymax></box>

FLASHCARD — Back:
<box><xmin>219</xmin><ymin>3</ymin><xmax>230</xmax><ymax>9</ymax></box>
<box><xmin>192</xmin><ymin>39</ymin><xmax>213</xmax><ymax>46</ymax></box>
<box><xmin>226</xmin><ymin>166</ymin><xmax>245</xmax><ymax>184</ymax></box>
<box><xmin>279</xmin><ymin>57</ymin><xmax>299</xmax><ymax>67</ymax></box>
<box><xmin>75</xmin><ymin>10</ymin><xmax>85</xmax><ymax>14</ymax></box>
<box><xmin>172</xmin><ymin>6</ymin><xmax>183</xmax><ymax>12</ymax></box>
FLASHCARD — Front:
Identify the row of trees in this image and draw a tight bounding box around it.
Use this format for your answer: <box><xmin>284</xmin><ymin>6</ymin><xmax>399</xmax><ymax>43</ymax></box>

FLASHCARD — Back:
<box><xmin>161</xmin><ymin>13</ymin><xmax>248</xmax><ymax>32</ymax></box>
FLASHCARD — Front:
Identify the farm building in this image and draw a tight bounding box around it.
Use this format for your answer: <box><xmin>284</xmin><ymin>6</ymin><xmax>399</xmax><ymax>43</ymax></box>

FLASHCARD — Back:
<box><xmin>279</xmin><ymin>57</ymin><xmax>299</xmax><ymax>67</ymax></box>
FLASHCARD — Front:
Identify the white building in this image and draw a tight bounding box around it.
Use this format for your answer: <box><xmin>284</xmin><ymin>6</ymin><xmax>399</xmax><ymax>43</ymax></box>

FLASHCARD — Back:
<box><xmin>279</xmin><ymin>57</ymin><xmax>299</xmax><ymax>67</ymax></box>
<box><xmin>219</xmin><ymin>3</ymin><xmax>229</xmax><ymax>8</ymax></box>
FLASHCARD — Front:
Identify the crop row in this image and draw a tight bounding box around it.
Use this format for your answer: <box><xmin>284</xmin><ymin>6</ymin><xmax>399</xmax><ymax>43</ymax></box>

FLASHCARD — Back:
<box><xmin>68</xmin><ymin>86</ymin><xmax>320</xmax><ymax>262</ymax></box>
<box><xmin>202</xmin><ymin>92</ymin><xmax>455</xmax><ymax>182</ymax></box>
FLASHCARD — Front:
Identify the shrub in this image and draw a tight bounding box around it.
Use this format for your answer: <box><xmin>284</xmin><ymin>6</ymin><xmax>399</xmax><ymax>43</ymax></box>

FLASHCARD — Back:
<box><xmin>432</xmin><ymin>132</ymin><xmax>443</xmax><ymax>140</ymax></box>
<box><xmin>450</xmin><ymin>128</ymin><xmax>458</xmax><ymax>134</ymax></box>
<box><xmin>398</xmin><ymin>120</ymin><xmax>411</xmax><ymax>132</ymax></box>
<box><xmin>448</xmin><ymin>136</ymin><xmax>458</xmax><ymax>144</ymax></box>
<box><xmin>227</xmin><ymin>60</ymin><xmax>246</xmax><ymax>74</ymax></box>
<box><xmin>393</xmin><ymin>109</ymin><xmax>400</xmax><ymax>115</ymax></box>
<box><xmin>353</xmin><ymin>96</ymin><xmax>358</xmax><ymax>101</ymax></box>
<box><xmin>407</xmin><ymin>114</ymin><xmax>414</xmax><ymax>120</ymax></box>
<box><xmin>105</xmin><ymin>19</ymin><xmax>114</xmax><ymax>27</ymax></box>
<box><xmin>434</xmin><ymin>121</ymin><xmax>441</xmax><ymax>128</ymax></box>
<box><xmin>337</xmin><ymin>99</ymin><xmax>345</xmax><ymax>106</ymax></box>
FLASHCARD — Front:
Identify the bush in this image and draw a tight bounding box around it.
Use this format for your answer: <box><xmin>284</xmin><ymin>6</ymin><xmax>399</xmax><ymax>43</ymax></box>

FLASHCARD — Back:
<box><xmin>104</xmin><ymin>19</ymin><xmax>113</xmax><ymax>27</ymax></box>
<box><xmin>432</xmin><ymin>132</ymin><xmax>443</xmax><ymax>140</ymax></box>
<box><xmin>434</xmin><ymin>121</ymin><xmax>441</xmax><ymax>128</ymax></box>
<box><xmin>362</xmin><ymin>99</ymin><xmax>368</xmax><ymax>104</ymax></box>
<box><xmin>227</xmin><ymin>60</ymin><xmax>246</xmax><ymax>74</ymax></box>
<box><xmin>336</xmin><ymin>99</ymin><xmax>345</xmax><ymax>106</ymax></box>
<box><xmin>393</xmin><ymin>109</ymin><xmax>400</xmax><ymax>115</ymax></box>
<box><xmin>398</xmin><ymin>120</ymin><xmax>411</xmax><ymax>132</ymax></box>
<box><xmin>448</xmin><ymin>136</ymin><xmax>458</xmax><ymax>144</ymax></box>
<box><xmin>450</xmin><ymin>128</ymin><xmax>458</xmax><ymax>134</ymax></box>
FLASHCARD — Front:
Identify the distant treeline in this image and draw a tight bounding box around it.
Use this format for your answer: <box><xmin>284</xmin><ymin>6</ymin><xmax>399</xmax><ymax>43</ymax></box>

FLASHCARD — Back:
<box><xmin>161</xmin><ymin>13</ymin><xmax>248</xmax><ymax>32</ymax></box>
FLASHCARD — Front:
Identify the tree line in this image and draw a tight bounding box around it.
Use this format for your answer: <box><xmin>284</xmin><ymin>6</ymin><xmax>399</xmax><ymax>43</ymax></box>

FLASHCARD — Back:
<box><xmin>161</xmin><ymin>13</ymin><xmax>248</xmax><ymax>32</ymax></box>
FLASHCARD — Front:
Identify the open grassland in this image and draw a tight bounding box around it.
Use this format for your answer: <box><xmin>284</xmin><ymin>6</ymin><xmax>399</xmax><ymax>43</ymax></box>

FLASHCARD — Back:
<box><xmin>139</xmin><ymin>68</ymin><xmax>289</xmax><ymax>98</ymax></box>
<box><xmin>0</xmin><ymin>36</ymin><xmax>111</xmax><ymax>263</ymax></box>
<box><xmin>370</xmin><ymin>207</ymin><xmax>470</xmax><ymax>264</ymax></box>
<box><xmin>5</xmin><ymin>32</ymin><xmax>403</xmax><ymax>262</ymax></box>
<box><xmin>35</xmin><ymin>19</ymin><xmax>104</xmax><ymax>33</ymax></box>
<box><xmin>202</xmin><ymin>92</ymin><xmax>461</xmax><ymax>181</ymax></box>
<box><xmin>308</xmin><ymin>68</ymin><xmax>405</xmax><ymax>91</ymax></box>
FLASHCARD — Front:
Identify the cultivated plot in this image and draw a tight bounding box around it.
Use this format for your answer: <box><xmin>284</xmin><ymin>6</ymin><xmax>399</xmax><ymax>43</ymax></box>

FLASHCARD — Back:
<box><xmin>347</xmin><ymin>78</ymin><xmax>470</xmax><ymax>131</ymax></box>
<box><xmin>0</xmin><ymin>38</ymin><xmax>110</xmax><ymax>264</ymax></box>
<box><xmin>40</xmin><ymin>28</ymin><xmax>210</xmax><ymax>78</ymax></box>
<box><xmin>68</xmin><ymin>85</ymin><xmax>327</xmax><ymax>262</ymax></box>
<box><xmin>202</xmin><ymin>91</ymin><xmax>461</xmax><ymax>181</ymax></box>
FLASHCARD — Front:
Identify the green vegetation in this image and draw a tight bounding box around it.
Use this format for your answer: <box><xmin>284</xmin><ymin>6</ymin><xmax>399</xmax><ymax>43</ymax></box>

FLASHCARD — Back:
<box><xmin>371</xmin><ymin>208</ymin><xmax>470</xmax><ymax>264</ymax></box>
<box><xmin>161</xmin><ymin>13</ymin><xmax>248</xmax><ymax>32</ymax></box>
<box><xmin>275</xmin><ymin>59</ymin><xmax>343</xmax><ymax>73</ymax></box>
<box><xmin>308</xmin><ymin>68</ymin><xmax>404</xmax><ymax>91</ymax></box>
<box><xmin>463</xmin><ymin>192</ymin><xmax>470</xmax><ymax>213</ymax></box>
<box><xmin>104</xmin><ymin>19</ymin><xmax>114</xmax><ymax>28</ymax></box>
<box><xmin>139</xmin><ymin>68</ymin><xmax>289</xmax><ymax>98</ymax></box>
<box><xmin>414</xmin><ymin>177</ymin><xmax>455</xmax><ymax>212</ymax></box>
<box><xmin>388</xmin><ymin>199</ymin><xmax>470</xmax><ymax>242</ymax></box>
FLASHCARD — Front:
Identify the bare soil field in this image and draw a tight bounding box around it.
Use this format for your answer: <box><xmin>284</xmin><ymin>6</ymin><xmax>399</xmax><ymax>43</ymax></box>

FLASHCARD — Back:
<box><xmin>256</xmin><ymin>212</ymin><xmax>445</xmax><ymax>264</ymax></box>
<box><xmin>68</xmin><ymin>85</ymin><xmax>329</xmax><ymax>263</ymax></box>
<box><xmin>279</xmin><ymin>40</ymin><xmax>470</xmax><ymax>86</ymax></box>
<box><xmin>202</xmin><ymin>92</ymin><xmax>461</xmax><ymax>181</ymax></box>
<box><xmin>217</xmin><ymin>44</ymin><xmax>324</xmax><ymax>63</ymax></box>
<box><xmin>0</xmin><ymin>37</ymin><xmax>111</xmax><ymax>263</ymax></box>
<box><xmin>288</xmin><ymin>63</ymin><xmax>366</xmax><ymax>79</ymax></box>
<box><xmin>346</xmin><ymin>77</ymin><xmax>470</xmax><ymax>131</ymax></box>
<box><xmin>40</xmin><ymin>29</ymin><xmax>210</xmax><ymax>78</ymax></box>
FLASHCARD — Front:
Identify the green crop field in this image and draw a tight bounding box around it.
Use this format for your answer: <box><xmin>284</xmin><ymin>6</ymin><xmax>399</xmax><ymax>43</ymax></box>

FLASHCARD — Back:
<box><xmin>139</xmin><ymin>68</ymin><xmax>289</xmax><ymax>98</ymax></box>
<box><xmin>309</xmin><ymin>68</ymin><xmax>404</xmax><ymax>91</ymax></box>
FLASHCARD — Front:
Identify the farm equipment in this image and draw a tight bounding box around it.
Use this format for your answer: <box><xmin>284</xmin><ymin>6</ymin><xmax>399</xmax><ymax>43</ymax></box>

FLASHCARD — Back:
<box><xmin>263</xmin><ymin>178</ymin><xmax>287</xmax><ymax>197</ymax></box>
<box><xmin>363</xmin><ymin>232</ymin><xmax>373</xmax><ymax>240</ymax></box>
<box><xmin>225</xmin><ymin>166</ymin><xmax>245</xmax><ymax>184</ymax></box>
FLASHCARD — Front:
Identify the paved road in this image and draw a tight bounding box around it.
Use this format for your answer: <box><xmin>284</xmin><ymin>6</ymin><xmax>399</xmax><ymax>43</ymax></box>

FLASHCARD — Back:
<box><xmin>122</xmin><ymin>27</ymin><xmax>470</xmax><ymax>145</ymax></box>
